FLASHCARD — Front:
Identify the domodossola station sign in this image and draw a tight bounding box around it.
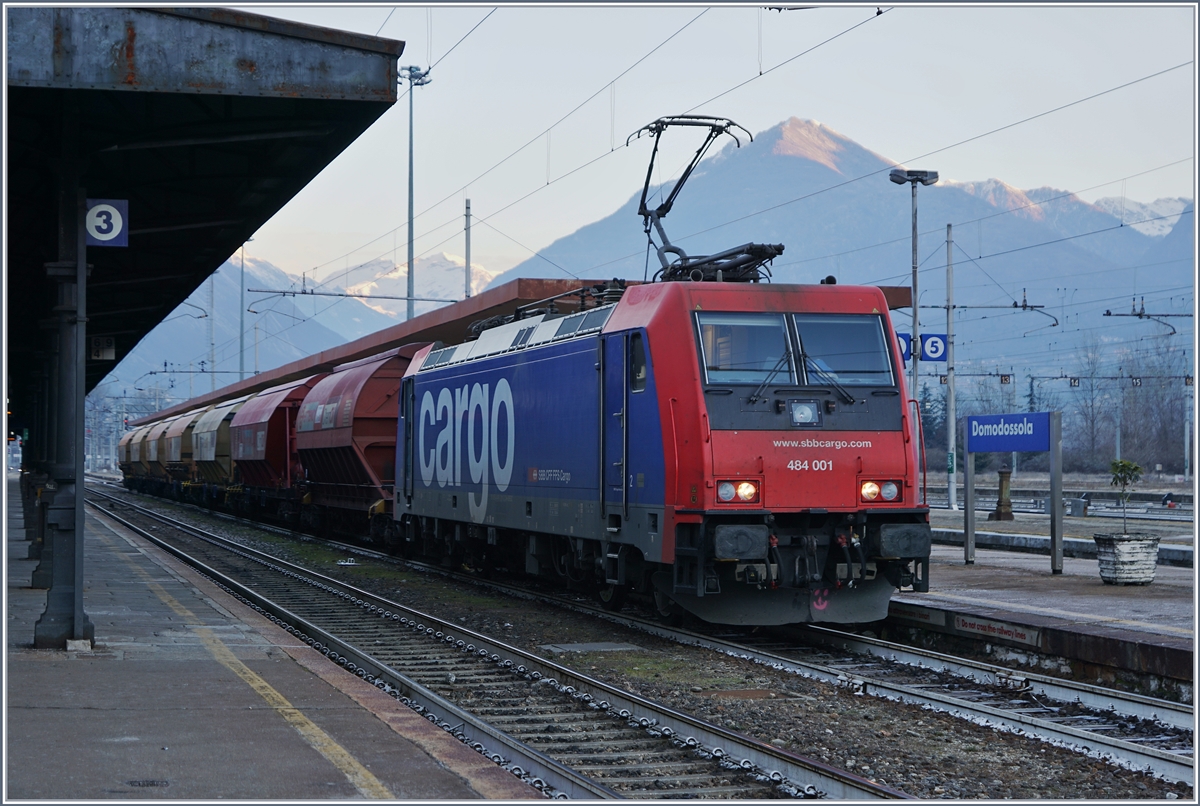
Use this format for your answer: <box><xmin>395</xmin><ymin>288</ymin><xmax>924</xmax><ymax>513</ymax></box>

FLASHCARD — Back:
<box><xmin>963</xmin><ymin>411</ymin><xmax>1063</xmax><ymax>573</ymax></box>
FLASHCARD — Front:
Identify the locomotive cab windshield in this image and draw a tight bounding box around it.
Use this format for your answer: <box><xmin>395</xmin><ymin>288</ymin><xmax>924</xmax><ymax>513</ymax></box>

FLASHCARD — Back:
<box><xmin>793</xmin><ymin>313</ymin><xmax>895</xmax><ymax>388</ymax></box>
<box><xmin>695</xmin><ymin>311</ymin><xmax>898</xmax><ymax>396</ymax></box>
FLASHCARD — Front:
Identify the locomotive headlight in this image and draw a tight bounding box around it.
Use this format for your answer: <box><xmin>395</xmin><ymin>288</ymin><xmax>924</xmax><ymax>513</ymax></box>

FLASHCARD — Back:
<box><xmin>735</xmin><ymin>481</ymin><xmax>759</xmax><ymax>502</ymax></box>
<box><xmin>880</xmin><ymin>481</ymin><xmax>899</xmax><ymax>501</ymax></box>
<box><xmin>861</xmin><ymin>481</ymin><xmax>881</xmax><ymax>501</ymax></box>
<box><xmin>789</xmin><ymin>400</ymin><xmax>820</xmax><ymax>427</ymax></box>
<box><xmin>717</xmin><ymin>480</ymin><xmax>759</xmax><ymax>503</ymax></box>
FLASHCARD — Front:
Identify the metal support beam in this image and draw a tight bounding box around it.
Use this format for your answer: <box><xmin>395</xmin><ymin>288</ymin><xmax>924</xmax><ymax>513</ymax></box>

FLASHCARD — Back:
<box><xmin>963</xmin><ymin>422</ymin><xmax>975</xmax><ymax>566</ymax></box>
<box><xmin>29</xmin><ymin>339</ymin><xmax>56</xmax><ymax>585</ymax></box>
<box><xmin>1049</xmin><ymin>411</ymin><xmax>1063</xmax><ymax>574</ymax></box>
<box><xmin>34</xmin><ymin>104</ymin><xmax>94</xmax><ymax>648</ymax></box>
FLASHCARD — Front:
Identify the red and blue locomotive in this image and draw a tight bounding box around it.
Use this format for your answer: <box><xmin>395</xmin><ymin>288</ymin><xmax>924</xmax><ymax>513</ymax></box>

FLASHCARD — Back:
<box><xmin>395</xmin><ymin>280</ymin><xmax>930</xmax><ymax>625</ymax></box>
<box><xmin>393</xmin><ymin>116</ymin><xmax>929</xmax><ymax>625</ymax></box>
<box><xmin>119</xmin><ymin>116</ymin><xmax>931</xmax><ymax>626</ymax></box>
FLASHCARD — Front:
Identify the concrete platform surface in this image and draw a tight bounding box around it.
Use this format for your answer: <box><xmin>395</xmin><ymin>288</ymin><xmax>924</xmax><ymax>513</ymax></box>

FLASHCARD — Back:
<box><xmin>4</xmin><ymin>474</ymin><xmax>540</xmax><ymax>801</ymax></box>
<box><xmin>889</xmin><ymin>540</ymin><xmax>1194</xmax><ymax>685</ymax></box>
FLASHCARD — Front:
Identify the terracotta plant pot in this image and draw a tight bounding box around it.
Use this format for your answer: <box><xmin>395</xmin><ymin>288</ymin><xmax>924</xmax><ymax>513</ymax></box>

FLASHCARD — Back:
<box><xmin>1092</xmin><ymin>533</ymin><xmax>1160</xmax><ymax>585</ymax></box>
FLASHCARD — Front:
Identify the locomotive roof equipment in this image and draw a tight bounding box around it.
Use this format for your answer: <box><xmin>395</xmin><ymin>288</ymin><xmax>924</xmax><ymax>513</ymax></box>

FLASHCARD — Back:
<box><xmin>628</xmin><ymin>115</ymin><xmax>784</xmax><ymax>284</ymax></box>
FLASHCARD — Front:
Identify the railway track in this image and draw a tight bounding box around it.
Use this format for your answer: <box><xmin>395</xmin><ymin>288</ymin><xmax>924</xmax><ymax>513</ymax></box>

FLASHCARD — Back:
<box><xmin>86</xmin><ymin>490</ymin><xmax>906</xmax><ymax>800</ymax></box>
<box><xmin>90</xmin><ymin>486</ymin><xmax>1194</xmax><ymax>788</ymax></box>
<box><xmin>434</xmin><ymin>570</ymin><xmax>1196</xmax><ymax>785</ymax></box>
<box><xmin>682</xmin><ymin>625</ymin><xmax>1194</xmax><ymax>786</ymax></box>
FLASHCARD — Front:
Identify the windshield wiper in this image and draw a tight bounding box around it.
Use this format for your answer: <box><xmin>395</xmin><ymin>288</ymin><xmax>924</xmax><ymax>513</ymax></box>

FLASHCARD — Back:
<box><xmin>804</xmin><ymin>356</ymin><xmax>856</xmax><ymax>405</ymax></box>
<box><xmin>748</xmin><ymin>350</ymin><xmax>792</xmax><ymax>404</ymax></box>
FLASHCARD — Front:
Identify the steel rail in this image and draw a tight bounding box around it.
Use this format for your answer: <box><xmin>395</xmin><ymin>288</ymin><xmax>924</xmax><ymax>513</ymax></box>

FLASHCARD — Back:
<box><xmin>88</xmin><ymin>498</ymin><xmax>615</xmax><ymax>800</ymax></box>
<box><xmin>92</xmin><ymin>487</ymin><xmax>1192</xmax><ymax>784</ymax></box>
<box><xmin>87</xmin><ymin>492</ymin><xmax>907</xmax><ymax>800</ymax></box>
<box><xmin>797</xmin><ymin>625</ymin><xmax>1194</xmax><ymax>730</ymax></box>
<box><xmin>596</xmin><ymin>617</ymin><xmax>1195</xmax><ymax>785</ymax></box>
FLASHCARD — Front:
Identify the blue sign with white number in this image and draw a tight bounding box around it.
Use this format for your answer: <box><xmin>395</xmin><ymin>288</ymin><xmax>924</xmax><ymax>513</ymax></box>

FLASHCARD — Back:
<box><xmin>920</xmin><ymin>334</ymin><xmax>947</xmax><ymax>361</ymax></box>
<box><xmin>897</xmin><ymin>333</ymin><xmax>912</xmax><ymax>362</ymax></box>
<box><xmin>85</xmin><ymin>199</ymin><xmax>128</xmax><ymax>247</ymax></box>
<box><xmin>967</xmin><ymin>412</ymin><xmax>1050</xmax><ymax>453</ymax></box>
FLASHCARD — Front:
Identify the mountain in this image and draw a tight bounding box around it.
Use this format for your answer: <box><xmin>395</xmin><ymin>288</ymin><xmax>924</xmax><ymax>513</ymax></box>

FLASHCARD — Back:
<box><xmin>486</xmin><ymin>117</ymin><xmax>1193</xmax><ymax>381</ymax></box>
<box><xmin>346</xmin><ymin>252</ymin><xmax>497</xmax><ymax>319</ymax></box>
<box><xmin>93</xmin><ymin>256</ymin><xmax>397</xmax><ymax>402</ymax></box>
<box><xmin>1091</xmin><ymin>196</ymin><xmax>1192</xmax><ymax>238</ymax></box>
<box><xmin>93</xmin><ymin>249</ymin><xmax>502</xmax><ymax>406</ymax></box>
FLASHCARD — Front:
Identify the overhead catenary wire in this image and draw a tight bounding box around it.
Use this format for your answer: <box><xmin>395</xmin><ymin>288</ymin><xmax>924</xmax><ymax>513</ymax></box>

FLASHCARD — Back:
<box><xmin>644</xmin><ymin>62</ymin><xmax>1193</xmax><ymax>261</ymax></box>
<box><xmin>775</xmin><ymin>157</ymin><xmax>1193</xmax><ymax>271</ymax></box>
<box><xmin>302</xmin><ymin>8</ymin><xmax>710</xmax><ymax>283</ymax></box>
<box><xmin>305</xmin><ymin>13</ymin><xmax>1191</xmax><ymax>298</ymax></box>
<box><xmin>158</xmin><ymin>18</ymin><xmax>1194</xmax><ymax>386</ymax></box>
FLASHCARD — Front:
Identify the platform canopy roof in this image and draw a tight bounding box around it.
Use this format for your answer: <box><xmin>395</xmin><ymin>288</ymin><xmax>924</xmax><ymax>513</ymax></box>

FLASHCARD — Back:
<box><xmin>5</xmin><ymin>6</ymin><xmax>403</xmax><ymax>435</ymax></box>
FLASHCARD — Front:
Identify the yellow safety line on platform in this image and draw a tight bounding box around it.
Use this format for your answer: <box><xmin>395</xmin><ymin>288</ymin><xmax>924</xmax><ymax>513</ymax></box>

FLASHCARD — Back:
<box><xmin>93</xmin><ymin>523</ymin><xmax>395</xmax><ymax>799</ymax></box>
<box><xmin>916</xmin><ymin>591</ymin><xmax>1194</xmax><ymax>637</ymax></box>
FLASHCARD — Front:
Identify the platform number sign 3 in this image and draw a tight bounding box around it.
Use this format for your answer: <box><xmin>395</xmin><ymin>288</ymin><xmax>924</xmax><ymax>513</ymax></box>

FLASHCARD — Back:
<box><xmin>85</xmin><ymin>199</ymin><xmax>128</xmax><ymax>247</ymax></box>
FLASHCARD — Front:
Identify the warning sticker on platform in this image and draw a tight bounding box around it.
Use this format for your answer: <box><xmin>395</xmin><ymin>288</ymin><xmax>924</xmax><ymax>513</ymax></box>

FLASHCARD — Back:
<box><xmin>954</xmin><ymin>615</ymin><xmax>1040</xmax><ymax>647</ymax></box>
<box><xmin>889</xmin><ymin>604</ymin><xmax>946</xmax><ymax>627</ymax></box>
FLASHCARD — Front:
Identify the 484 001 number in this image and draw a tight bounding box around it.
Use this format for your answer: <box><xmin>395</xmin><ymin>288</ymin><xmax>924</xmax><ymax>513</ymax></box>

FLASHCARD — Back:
<box><xmin>787</xmin><ymin>459</ymin><xmax>833</xmax><ymax>471</ymax></box>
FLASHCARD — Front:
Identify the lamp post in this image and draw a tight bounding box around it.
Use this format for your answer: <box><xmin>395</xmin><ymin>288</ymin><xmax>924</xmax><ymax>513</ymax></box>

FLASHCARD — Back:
<box><xmin>890</xmin><ymin>167</ymin><xmax>938</xmax><ymax>500</ymax></box>
<box><xmin>239</xmin><ymin>238</ymin><xmax>252</xmax><ymax>382</ymax></box>
<box><xmin>400</xmin><ymin>65</ymin><xmax>432</xmax><ymax>321</ymax></box>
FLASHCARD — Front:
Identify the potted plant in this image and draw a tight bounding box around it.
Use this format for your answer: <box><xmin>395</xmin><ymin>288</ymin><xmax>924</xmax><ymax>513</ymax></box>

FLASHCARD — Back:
<box><xmin>1093</xmin><ymin>460</ymin><xmax>1159</xmax><ymax>585</ymax></box>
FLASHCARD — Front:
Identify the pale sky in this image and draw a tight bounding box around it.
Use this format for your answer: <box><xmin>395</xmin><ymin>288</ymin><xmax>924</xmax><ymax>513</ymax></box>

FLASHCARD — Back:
<box><xmin>232</xmin><ymin>3</ymin><xmax>1197</xmax><ymax>289</ymax></box>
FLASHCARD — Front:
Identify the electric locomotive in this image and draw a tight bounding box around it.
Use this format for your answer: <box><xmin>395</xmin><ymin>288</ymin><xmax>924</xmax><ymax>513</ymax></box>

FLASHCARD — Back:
<box><xmin>394</xmin><ymin>278</ymin><xmax>930</xmax><ymax>625</ymax></box>
<box><xmin>117</xmin><ymin>115</ymin><xmax>931</xmax><ymax>626</ymax></box>
<box><xmin>392</xmin><ymin>115</ymin><xmax>930</xmax><ymax>625</ymax></box>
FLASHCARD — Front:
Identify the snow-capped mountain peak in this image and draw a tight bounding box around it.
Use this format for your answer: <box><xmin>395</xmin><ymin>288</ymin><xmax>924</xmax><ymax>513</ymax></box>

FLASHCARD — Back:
<box><xmin>772</xmin><ymin>117</ymin><xmax>849</xmax><ymax>173</ymax></box>
<box><xmin>345</xmin><ymin>252</ymin><xmax>497</xmax><ymax>318</ymax></box>
<box><xmin>1090</xmin><ymin>196</ymin><xmax>1191</xmax><ymax>237</ymax></box>
<box><xmin>942</xmin><ymin>178</ymin><xmax>1046</xmax><ymax>222</ymax></box>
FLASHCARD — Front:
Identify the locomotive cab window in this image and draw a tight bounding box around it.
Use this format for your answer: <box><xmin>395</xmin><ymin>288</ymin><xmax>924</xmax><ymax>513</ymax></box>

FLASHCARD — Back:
<box><xmin>793</xmin><ymin>314</ymin><xmax>895</xmax><ymax>386</ymax></box>
<box><xmin>630</xmin><ymin>332</ymin><xmax>647</xmax><ymax>392</ymax></box>
<box><xmin>696</xmin><ymin>313</ymin><xmax>794</xmax><ymax>385</ymax></box>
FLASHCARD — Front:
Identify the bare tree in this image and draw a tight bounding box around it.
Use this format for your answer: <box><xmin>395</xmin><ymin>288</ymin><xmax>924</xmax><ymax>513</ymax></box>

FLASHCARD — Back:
<box><xmin>1068</xmin><ymin>335</ymin><xmax>1107</xmax><ymax>470</ymax></box>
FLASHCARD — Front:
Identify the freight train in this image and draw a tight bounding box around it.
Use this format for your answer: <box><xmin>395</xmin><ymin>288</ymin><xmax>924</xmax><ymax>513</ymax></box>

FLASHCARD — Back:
<box><xmin>117</xmin><ymin>116</ymin><xmax>931</xmax><ymax>625</ymax></box>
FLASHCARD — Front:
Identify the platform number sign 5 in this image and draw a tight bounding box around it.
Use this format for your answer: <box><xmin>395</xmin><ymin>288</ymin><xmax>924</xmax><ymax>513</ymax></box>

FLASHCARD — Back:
<box><xmin>85</xmin><ymin>199</ymin><xmax>128</xmax><ymax>247</ymax></box>
<box><xmin>919</xmin><ymin>334</ymin><xmax>947</xmax><ymax>361</ymax></box>
<box><xmin>898</xmin><ymin>333</ymin><xmax>947</xmax><ymax>362</ymax></box>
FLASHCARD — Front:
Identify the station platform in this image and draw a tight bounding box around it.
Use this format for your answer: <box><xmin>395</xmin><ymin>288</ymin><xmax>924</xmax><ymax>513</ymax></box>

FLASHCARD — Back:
<box><xmin>887</xmin><ymin>508</ymin><xmax>1195</xmax><ymax>689</ymax></box>
<box><xmin>4</xmin><ymin>473</ymin><xmax>540</xmax><ymax>801</ymax></box>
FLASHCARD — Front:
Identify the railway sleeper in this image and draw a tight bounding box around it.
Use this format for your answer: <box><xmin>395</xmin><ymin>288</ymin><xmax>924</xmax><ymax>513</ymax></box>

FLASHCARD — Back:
<box><xmin>570</xmin><ymin>760</ymin><xmax>721</xmax><ymax>774</ymax></box>
<box><xmin>509</xmin><ymin>724</ymin><xmax>648</xmax><ymax>740</ymax></box>
<box><xmin>480</xmin><ymin>712</ymin><xmax>609</xmax><ymax>726</ymax></box>
<box><xmin>595</xmin><ymin>773</ymin><xmax>755</xmax><ymax>788</ymax></box>
<box><xmin>513</xmin><ymin>734</ymin><xmax>662</xmax><ymax>750</ymax></box>
<box><xmin>622</xmin><ymin>784</ymin><xmax>770</xmax><ymax>798</ymax></box>
<box><xmin>567</xmin><ymin>753</ymin><xmax>706</xmax><ymax>769</ymax></box>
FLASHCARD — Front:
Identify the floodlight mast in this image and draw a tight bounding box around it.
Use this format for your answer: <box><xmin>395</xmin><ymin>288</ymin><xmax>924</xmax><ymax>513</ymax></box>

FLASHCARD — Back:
<box><xmin>889</xmin><ymin>167</ymin><xmax>939</xmax><ymax>505</ymax></box>
<box><xmin>627</xmin><ymin>115</ymin><xmax>783</xmax><ymax>283</ymax></box>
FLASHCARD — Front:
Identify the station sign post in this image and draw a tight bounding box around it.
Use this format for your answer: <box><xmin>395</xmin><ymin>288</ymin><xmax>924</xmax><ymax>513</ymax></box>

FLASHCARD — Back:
<box><xmin>963</xmin><ymin>411</ymin><xmax>1063</xmax><ymax>573</ymax></box>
